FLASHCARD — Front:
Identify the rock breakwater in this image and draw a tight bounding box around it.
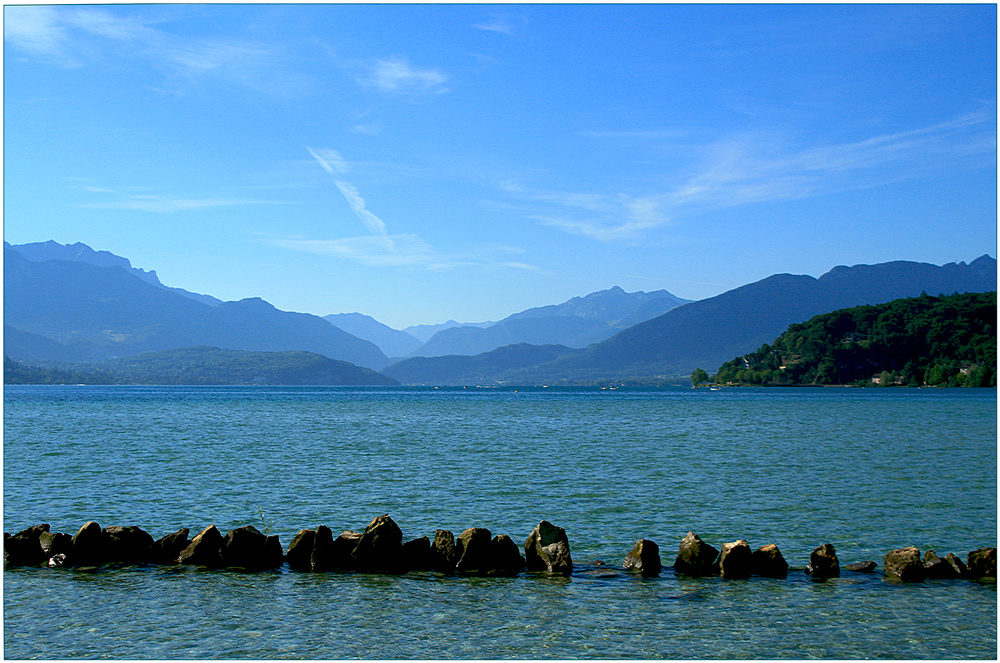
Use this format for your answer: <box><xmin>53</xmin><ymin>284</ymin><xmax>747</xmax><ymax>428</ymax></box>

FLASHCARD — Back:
<box><xmin>5</xmin><ymin>518</ymin><xmax>996</xmax><ymax>584</ymax></box>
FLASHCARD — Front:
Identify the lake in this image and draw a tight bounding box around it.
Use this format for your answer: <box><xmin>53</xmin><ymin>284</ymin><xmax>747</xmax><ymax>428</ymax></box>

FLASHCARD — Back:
<box><xmin>3</xmin><ymin>385</ymin><xmax>996</xmax><ymax>659</ymax></box>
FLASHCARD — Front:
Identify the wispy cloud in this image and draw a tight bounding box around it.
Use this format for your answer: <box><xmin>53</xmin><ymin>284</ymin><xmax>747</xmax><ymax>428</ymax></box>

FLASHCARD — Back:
<box><xmin>77</xmin><ymin>194</ymin><xmax>291</xmax><ymax>213</ymax></box>
<box><xmin>359</xmin><ymin>56</ymin><xmax>449</xmax><ymax>95</ymax></box>
<box><xmin>473</xmin><ymin>12</ymin><xmax>528</xmax><ymax>36</ymax></box>
<box><xmin>4</xmin><ymin>5</ymin><xmax>311</xmax><ymax>96</ymax></box>
<box><xmin>505</xmin><ymin>112</ymin><xmax>996</xmax><ymax>241</ymax></box>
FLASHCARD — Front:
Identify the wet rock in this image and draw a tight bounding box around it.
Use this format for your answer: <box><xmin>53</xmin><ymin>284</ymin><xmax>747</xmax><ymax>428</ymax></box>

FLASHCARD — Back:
<box><xmin>286</xmin><ymin>529</ymin><xmax>316</xmax><ymax>572</ymax></box>
<box><xmin>103</xmin><ymin>526</ymin><xmax>154</xmax><ymax>565</ymax></box>
<box><xmin>39</xmin><ymin>531</ymin><xmax>73</xmax><ymax>561</ymax></box>
<box><xmin>71</xmin><ymin>521</ymin><xmax>108</xmax><ymax>567</ymax></box>
<box><xmin>310</xmin><ymin>525</ymin><xmax>336</xmax><ymax>572</ymax></box>
<box><xmin>263</xmin><ymin>535</ymin><xmax>284</xmax><ymax>569</ymax></box>
<box><xmin>622</xmin><ymin>539</ymin><xmax>661</xmax><ymax>577</ymax></box>
<box><xmin>673</xmin><ymin>531</ymin><xmax>719</xmax><ymax>576</ymax></box>
<box><xmin>751</xmin><ymin>544</ymin><xmax>788</xmax><ymax>578</ymax></box>
<box><xmin>884</xmin><ymin>546</ymin><xmax>925</xmax><ymax>582</ymax></box>
<box><xmin>966</xmin><ymin>547</ymin><xmax>996</xmax><ymax>580</ymax></box>
<box><xmin>923</xmin><ymin>549</ymin><xmax>962</xmax><ymax>579</ymax></box>
<box><xmin>150</xmin><ymin>529</ymin><xmax>189</xmax><ymax>565</ymax></box>
<box><xmin>431</xmin><ymin>530</ymin><xmax>458</xmax><ymax>573</ymax></box>
<box><xmin>5</xmin><ymin>524</ymin><xmax>50</xmax><ymax>567</ymax></box>
<box><xmin>490</xmin><ymin>535</ymin><xmax>525</xmax><ymax>575</ymax></box>
<box><xmin>943</xmin><ymin>553</ymin><xmax>968</xmax><ymax>578</ymax></box>
<box><xmin>351</xmin><ymin>514</ymin><xmax>404</xmax><ymax>573</ymax></box>
<box><xmin>845</xmin><ymin>560</ymin><xmax>877</xmax><ymax>573</ymax></box>
<box><xmin>455</xmin><ymin>527</ymin><xmax>494</xmax><ymax>574</ymax></box>
<box><xmin>177</xmin><ymin>525</ymin><xmax>223</xmax><ymax>568</ymax></box>
<box><xmin>524</xmin><ymin>520</ymin><xmax>572</xmax><ymax>575</ymax></box>
<box><xmin>401</xmin><ymin>536</ymin><xmax>433</xmax><ymax>572</ymax></box>
<box><xmin>804</xmin><ymin>543</ymin><xmax>840</xmax><ymax>578</ymax></box>
<box><xmin>718</xmin><ymin>539</ymin><xmax>753</xmax><ymax>579</ymax></box>
<box><xmin>221</xmin><ymin>525</ymin><xmax>280</xmax><ymax>570</ymax></box>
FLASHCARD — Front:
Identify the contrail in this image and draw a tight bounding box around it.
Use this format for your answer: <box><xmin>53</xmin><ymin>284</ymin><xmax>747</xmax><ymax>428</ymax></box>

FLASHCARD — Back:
<box><xmin>307</xmin><ymin>147</ymin><xmax>394</xmax><ymax>252</ymax></box>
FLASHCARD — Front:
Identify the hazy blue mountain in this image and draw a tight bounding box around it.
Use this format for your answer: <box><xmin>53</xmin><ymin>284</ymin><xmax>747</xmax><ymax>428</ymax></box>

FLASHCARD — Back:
<box><xmin>412</xmin><ymin>286</ymin><xmax>690</xmax><ymax>358</ymax></box>
<box><xmin>403</xmin><ymin>319</ymin><xmax>494</xmax><ymax>344</ymax></box>
<box><xmin>324</xmin><ymin>312</ymin><xmax>423</xmax><ymax>358</ymax></box>
<box><xmin>7</xmin><ymin>240</ymin><xmax>222</xmax><ymax>307</ymax></box>
<box><xmin>503</xmin><ymin>255</ymin><xmax>998</xmax><ymax>383</ymax></box>
<box><xmin>4</xmin><ymin>245</ymin><xmax>389</xmax><ymax>369</ymax></box>
<box><xmin>383</xmin><ymin>343</ymin><xmax>584</xmax><ymax>386</ymax></box>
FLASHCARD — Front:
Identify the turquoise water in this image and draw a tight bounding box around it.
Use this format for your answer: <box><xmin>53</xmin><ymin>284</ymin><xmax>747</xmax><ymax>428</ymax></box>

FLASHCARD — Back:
<box><xmin>4</xmin><ymin>385</ymin><xmax>996</xmax><ymax>659</ymax></box>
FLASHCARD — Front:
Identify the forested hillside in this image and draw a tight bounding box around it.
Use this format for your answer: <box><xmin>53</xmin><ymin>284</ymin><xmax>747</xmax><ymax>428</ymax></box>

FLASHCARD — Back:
<box><xmin>712</xmin><ymin>292</ymin><xmax>996</xmax><ymax>387</ymax></box>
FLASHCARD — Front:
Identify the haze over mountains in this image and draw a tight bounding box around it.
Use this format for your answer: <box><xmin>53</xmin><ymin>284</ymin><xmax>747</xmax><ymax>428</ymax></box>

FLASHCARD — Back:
<box><xmin>3</xmin><ymin>240</ymin><xmax>996</xmax><ymax>385</ymax></box>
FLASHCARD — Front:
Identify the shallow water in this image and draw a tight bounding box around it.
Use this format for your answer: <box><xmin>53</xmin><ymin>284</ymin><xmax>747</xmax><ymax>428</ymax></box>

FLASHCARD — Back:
<box><xmin>4</xmin><ymin>385</ymin><xmax>996</xmax><ymax>659</ymax></box>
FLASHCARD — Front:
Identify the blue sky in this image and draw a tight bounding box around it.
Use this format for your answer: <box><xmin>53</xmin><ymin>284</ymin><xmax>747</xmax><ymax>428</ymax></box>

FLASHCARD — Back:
<box><xmin>4</xmin><ymin>3</ymin><xmax>996</xmax><ymax>329</ymax></box>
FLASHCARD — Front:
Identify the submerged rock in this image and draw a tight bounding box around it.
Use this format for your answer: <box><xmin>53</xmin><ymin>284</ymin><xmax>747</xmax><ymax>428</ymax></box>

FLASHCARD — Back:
<box><xmin>524</xmin><ymin>521</ymin><xmax>572</xmax><ymax>575</ymax></box>
<box><xmin>884</xmin><ymin>546</ymin><xmax>925</xmax><ymax>582</ymax></box>
<box><xmin>673</xmin><ymin>531</ymin><xmax>719</xmax><ymax>576</ymax></box>
<box><xmin>845</xmin><ymin>560</ymin><xmax>877</xmax><ymax>573</ymax></box>
<box><xmin>804</xmin><ymin>544</ymin><xmax>840</xmax><ymax>579</ymax></box>
<box><xmin>623</xmin><ymin>539</ymin><xmax>661</xmax><ymax>577</ymax></box>
<box><xmin>718</xmin><ymin>540</ymin><xmax>753</xmax><ymax>579</ymax></box>
<box><xmin>751</xmin><ymin>544</ymin><xmax>788</xmax><ymax>578</ymax></box>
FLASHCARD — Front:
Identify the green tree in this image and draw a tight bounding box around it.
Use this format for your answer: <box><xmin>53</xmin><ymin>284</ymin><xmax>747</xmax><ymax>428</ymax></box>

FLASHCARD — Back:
<box><xmin>690</xmin><ymin>367</ymin><xmax>709</xmax><ymax>386</ymax></box>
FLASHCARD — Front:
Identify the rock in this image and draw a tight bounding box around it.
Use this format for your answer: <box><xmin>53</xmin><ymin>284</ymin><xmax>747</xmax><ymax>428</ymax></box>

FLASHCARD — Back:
<box><xmin>48</xmin><ymin>553</ymin><xmax>69</xmax><ymax>568</ymax></box>
<box><xmin>966</xmin><ymin>547</ymin><xmax>996</xmax><ymax>580</ymax></box>
<box><xmin>751</xmin><ymin>544</ymin><xmax>788</xmax><ymax>578</ymax></box>
<box><xmin>286</xmin><ymin>529</ymin><xmax>316</xmax><ymax>572</ymax></box>
<box><xmin>263</xmin><ymin>535</ymin><xmax>284</xmax><ymax>569</ymax></box>
<box><xmin>177</xmin><ymin>525</ymin><xmax>223</xmax><ymax>568</ymax></box>
<box><xmin>310</xmin><ymin>525</ymin><xmax>336</xmax><ymax>572</ymax></box>
<box><xmin>845</xmin><ymin>560</ymin><xmax>877</xmax><ymax>573</ymax></box>
<box><xmin>71</xmin><ymin>521</ymin><xmax>108</xmax><ymax>567</ymax></box>
<box><xmin>673</xmin><ymin>531</ymin><xmax>719</xmax><ymax>576</ymax></box>
<box><xmin>431</xmin><ymin>530</ymin><xmax>458</xmax><ymax>573</ymax></box>
<box><xmin>5</xmin><ymin>524</ymin><xmax>50</xmax><ymax>567</ymax></box>
<box><xmin>490</xmin><ymin>535</ymin><xmax>525</xmax><ymax>575</ymax></box>
<box><xmin>623</xmin><ymin>539</ymin><xmax>661</xmax><ymax>577</ymax></box>
<box><xmin>39</xmin><ymin>531</ymin><xmax>73</xmax><ymax>560</ymax></box>
<box><xmin>455</xmin><ymin>528</ymin><xmax>494</xmax><ymax>574</ymax></box>
<box><xmin>923</xmin><ymin>549</ymin><xmax>961</xmax><ymax>579</ymax></box>
<box><xmin>150</xmin><ymin>529</ymin><xmax>189</xmax><ymax>565</ymax></box>
<box><xmin>401</xmin><ymin>536</ymin><xmax>433</xmax><ymax>572</ymax></box>
<box><xmin>351</xmin><ymin>514</ymin><xmax>404</xmax><ymax>572</ymax></box>
<box><xmin>943</xmin><ymin>553</ymin><xmax>969</xmax><ymax>578</ymax></box>
<box><xmin>718</xmin><ymin>539</ymin><xmax>753</xmax><ymax>579</ymax></box>
<box><xmin>805</xmin><ymin>543</ymin><xmax>840</xmax><ymax>578</ymax></box>
<box><xmin>332</xmin><ymin>531</ymin><xmax>363</xmax><ymax>569</ymax></box>
<box><xmin>884</xmin><ymin>546</ymin><xmax>925</xmax><ymax>582</ymax></box>
<box><xmin>524</xmin><ymin>520</ymin><xmax>572</xmax><ymax>575</ymax></box>
<box><xmin>103</xmin><ymin>526</ymin><xmax>154</xmax><ymax>565</ymax></box>
<box><xmin>221</xmin><ymin>525</ymin><xmax>280</xmax><ymax>570</ymax></box>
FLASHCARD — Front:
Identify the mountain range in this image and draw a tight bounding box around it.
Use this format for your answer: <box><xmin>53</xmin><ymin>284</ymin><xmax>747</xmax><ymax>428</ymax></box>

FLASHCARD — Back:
<box><xmin>4</xmin><ymin>240</ymin><xmax>995</xmax><ymax>386</ymax></box>
<box><xmin>384</xmin><ymin>255</ymin><xmax>997</xmax><ymax>384</ymax></box>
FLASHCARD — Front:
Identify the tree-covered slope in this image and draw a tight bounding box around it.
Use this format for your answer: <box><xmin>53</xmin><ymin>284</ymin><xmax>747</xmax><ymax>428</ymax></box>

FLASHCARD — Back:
<box><xmin>5</xmin><ymin>347</ymin><xmax>400</xmax><ymax>385</ymax></box>
<box><xmin>712</xmin><ymin>291</ymin><xmax>996</xmax><ymax>387</ymax></box>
